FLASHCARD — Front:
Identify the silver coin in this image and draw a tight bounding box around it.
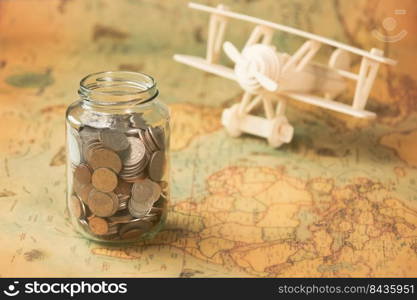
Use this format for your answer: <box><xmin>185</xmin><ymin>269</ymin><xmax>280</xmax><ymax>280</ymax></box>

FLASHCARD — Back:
<box><xmin>123</xmin><ymin>137</ymin><xmax>146</xmax><ymax>166</ymax></box>
<box><xmin>79</xmin><ymin>126</ymin><xmax>101</xmax><ymax>145</ymax></box>
<box><xmin>137</xmin><ymin>129</ymin><xmax>154</xmax><ymax>152</ymax></box>
<box><xmin>148</xmin><ymin>126</ymin><xmax>165</xmax><ymax>150</ymax></box>
<box><xmin>129</xmin><ymin>113</ymin><xmax>148</xmax><ymax>129</ymax></box>
<box><xmin>110</xmin><ymin>114</ymin><xmax>131</xmax><ymax>130</ymax></box>
<box><xmin>129</xmin><ymin>179</ymin><xmax>161</xmax><ymax>218</ymax></box>
<box><xmin>99</xmin><ymin>129</ymin><xmax>129</xmax><ymax>152</ymax></box>
<box><xmin>83</xmin><ymin>139</ymin><xmax>103</xmax><ymax>161</ymax></box>
<box><xmin>148</xmin><ymin>151</ymin><xmax>165</xmax><ymax>181</ymax></box>
<box><xmin>80</xmin><ymin>111</ymin><xmax>113</xmax><ymax>129</ymax></box>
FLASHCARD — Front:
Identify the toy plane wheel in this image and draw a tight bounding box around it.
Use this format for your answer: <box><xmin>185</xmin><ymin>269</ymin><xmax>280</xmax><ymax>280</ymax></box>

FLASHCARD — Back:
<box><xmin>267</xmin><ymin>116</ymin><xmax>294</xmax><ymax>148</ymax></box>
<box><xmin>221</xmin><ymin>104</ymin><xmax>242</xmax><ymax>137</ymax></box>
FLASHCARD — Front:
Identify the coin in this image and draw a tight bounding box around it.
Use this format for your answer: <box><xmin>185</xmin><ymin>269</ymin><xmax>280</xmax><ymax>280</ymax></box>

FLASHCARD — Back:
<box><xmin>79</xmin><ymin>126</ymin><xmax>101</xmax><ymax>145</ymax></box>
<box><xmin>114</xmin><ymin>180</ymin><xmax>132</xmax><ymax>196</ymax></box>
<box><xmin>148</xmin><ymin>151</ymin><xmax>165</xmax><ymax>181</ymax></box>
<box><xmin>119</xmin><ymin>137</ymin><xmax>147</xmax><ymax>181</ymax></box>
<box><xmin>70</xmin><ymin>195</ymin><xmax>85</xmax><ymax>219</ymax></box>
<box><xmin>139</xmin><ymin>129</ymin><xmax>158</xmax><ymax>152</ymax></box>
<box><xmin>129</xmin><ymin>113</ymin><xmax>148</xmax><ymax>129</ymax></box>
<box><xmin>108</xmin><ymin>213</ymin><xmax>134</xmax><ymax>225</ymax></box>
<box><xmin>73</xmin><ymin>164</ymin><xmax>92</xmax><ymax>185</ymax></box>
<box><xmin>88</xmin><ymin>148</ymin><xmax>122</xmax><ymax>173</ymax></box>
<box><xmin>129</xmin><ymin>179</ymin><xmax>161</xmax><ymax>218</ymax></box>
<box><xmin>80</xmin><ymin>111</ymin><xmax>113</xmax><ymax>129</ymax></box>
<box><xmin>118</xmin><ymin>198</ymin><xmax>128</xmax><ymax>211</ymax></box>
<box><xmin>100</xmin><ymin>129</ymin><xmax>130</xmax><ymax>153</ymax></box>
<box><xmin>73</xmin><ymin>178</ymin><xmax>84</xmax><ymax>196</ymax></box>
<box><xmin>88</xmin><ymin>217</ymin><xmax>110</xmax><ymax>235</ymax></box>
<box><xmin>119</xmin><ymin>221</ymin><xmax>153</xmax><ymax>239</ymax></box>
<box><xmin>120</xmin><ymin>228</ymin><xmax>145</xmax><ymax>240</ymax></box>
<box><xmin>125</xmin><ymin>128</ymin><xmax>141</xmax><ymax>137</ymax></box>
<box><xmin>83</xmin><ymin>139</ymin><xmax>103</xmax><ymax>162</ymax></box>
<box><xmin>123</xmin><ymin>137</ymin><xmax>146</xmax><ymax>166</ymax></box>
<box><xmin>91</xmin><ymin>167</ymin><xmax>118</xmax><ymax>193</ymax></box>
<box><xmin>88</xmin><ymin>190</ymin><xmax>119</xmax><ymax>217</ymax></box>
<box><xmin>148</xmin><ymin>126</ymin><xmax>165</xmax><ymax>150</ymax></box>
<box><xmin>78</xmin><ymin>184</ymin><xmax>94</xmax><ymax>204</ymax></box>
<box><xmin>110</xmin><ymin>114</ymin><xmax>132</xmax><ymax>131</ymax></box>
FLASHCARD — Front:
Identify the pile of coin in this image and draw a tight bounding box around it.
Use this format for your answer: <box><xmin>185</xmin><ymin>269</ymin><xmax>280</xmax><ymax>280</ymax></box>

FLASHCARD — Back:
<box><xmin>68</xmin><ymin>112</ymin><xmax>168</xmax><ymax>241</ymax></box>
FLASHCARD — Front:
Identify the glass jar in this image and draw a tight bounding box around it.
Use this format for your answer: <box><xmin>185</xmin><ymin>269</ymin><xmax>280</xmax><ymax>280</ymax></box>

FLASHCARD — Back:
<box><xmin>65</xmin><ymin>71</ymin><xmax>170</xmax><ymax>243</ymax></box>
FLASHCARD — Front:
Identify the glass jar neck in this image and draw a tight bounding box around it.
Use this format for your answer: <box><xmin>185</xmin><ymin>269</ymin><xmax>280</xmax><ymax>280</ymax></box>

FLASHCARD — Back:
<box><xmin>78</xmin><ymin>71</ymin><xmax>158</xmax><ymax>109</ymax></box>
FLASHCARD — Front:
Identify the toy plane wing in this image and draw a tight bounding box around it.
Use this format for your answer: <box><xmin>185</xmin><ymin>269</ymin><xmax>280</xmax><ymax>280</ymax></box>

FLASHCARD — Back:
<box><xmin>174</xmin><ymin>54</ymin><xmax>236</xmax><ymax>81</ymax></box>
<box><xmin>283</xmin><ymin>92</ymin><xmax>376</xmax><ymax>119</ymax></box>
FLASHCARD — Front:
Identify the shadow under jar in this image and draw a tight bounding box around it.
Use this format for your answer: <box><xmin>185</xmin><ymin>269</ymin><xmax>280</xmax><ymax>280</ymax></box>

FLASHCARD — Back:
<box><xmin>65</xmin><ymin>71</ymin><xmax>170</xmax><ymax>243</ymax></box>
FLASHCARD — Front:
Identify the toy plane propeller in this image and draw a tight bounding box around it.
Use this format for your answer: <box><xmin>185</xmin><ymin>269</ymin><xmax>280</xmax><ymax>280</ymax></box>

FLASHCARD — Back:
<box><xmin>174</xmin><ymin>2</ymin><xmax>397</xmax><ymax>148</ymax></box>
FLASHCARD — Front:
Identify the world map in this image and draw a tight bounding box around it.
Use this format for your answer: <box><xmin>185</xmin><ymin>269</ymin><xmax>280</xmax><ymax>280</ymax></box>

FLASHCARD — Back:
<box><xmin>0</xmin><ymin>0</ymin><xmax>416</xmax><ymax>277</ymax></box>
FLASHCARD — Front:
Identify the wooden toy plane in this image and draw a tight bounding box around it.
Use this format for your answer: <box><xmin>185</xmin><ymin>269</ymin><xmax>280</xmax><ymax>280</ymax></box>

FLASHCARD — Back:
<box><xmin>174</xmin><ymin>2</ymin><xmax>397</xmax><ymax>147</ymax></box>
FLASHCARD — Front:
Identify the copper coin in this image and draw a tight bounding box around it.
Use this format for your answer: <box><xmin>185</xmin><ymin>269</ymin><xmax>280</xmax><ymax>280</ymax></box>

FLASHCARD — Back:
<box><xmin>73</xmin><ymin>178</ymin><xmax>84</xmax><ymax>196</ymax></box>
<box><xmin>108</xmin><ymin>213</ymin><xmax>134</xmax><ymax>225</ymax></box>
<box><xmin>119</xmin><ymin>221</ymin><xmax>152</xmax><ymax>239</ymax></box>
<box><xmin>114</xmin><ymin>180</ymin><xmax>132</xmax><ymax>196</ymax></box>
<box><xmin>73</xmin><ymin>164</ymin><xmax>92</xmax><ymax>185</ymax></box>
<box><xmin>84</xmin><ymin>140</ymin><xmax>103</xmax><ymax>162</ymax></box>
<box><xmin>88</xmin><ymin>217</ymin><xmax>109</xmax><ymax>235</ymax></box>
<box><xmin>79</xmin><ymin>184</ymin><xmax>94</xmax><ymax>204</ymax></box>
<box><xmin>91</xmin><ymin>167</ymin><xmax>118</xmax><ymax>193</ymax></box>
<box><xmin>88</xmin><ymin>148</ymin><xmax>122</xmax><ymax>173</ymax></box>
<box><xmin>70</xmin><ymin>195</ymin><xmax>84</xmax><ymax>219</ymax></box>
<box><xmin>100</xmin><ymin>129</ymin><xmax>130</xmax><ymax>153</ymax></box>
<box><xmin>88</xmin><ymin>190</ymin><xmax>119</xmax><ymax>217</ymax></box>
<box><xmin>120</xmin><ymin>229</ymin><xmax>145</xmax><ymax>240</ymax></box>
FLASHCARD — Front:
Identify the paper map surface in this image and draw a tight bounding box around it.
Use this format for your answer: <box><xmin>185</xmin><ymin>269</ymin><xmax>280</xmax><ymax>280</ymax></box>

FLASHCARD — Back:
<box><xmin>0</xmin><ymin>0</ymin><xmax>416</xmax><ymax>277</ymax></box>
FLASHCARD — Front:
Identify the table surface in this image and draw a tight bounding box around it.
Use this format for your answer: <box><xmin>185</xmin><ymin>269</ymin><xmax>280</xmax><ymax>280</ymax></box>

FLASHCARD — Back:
<box><xmin>1</xmin><ymin>0</ymin><xmax>417</xmax><ymax>277</ymax></box>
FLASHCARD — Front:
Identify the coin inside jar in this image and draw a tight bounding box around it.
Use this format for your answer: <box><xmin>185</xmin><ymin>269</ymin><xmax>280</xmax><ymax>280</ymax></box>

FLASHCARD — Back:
<box><xmin>123</xmin><ymin>137</ymin><xmax>146</xmax><ymax>166</ymax></box>
<box><xmin>100</xmin><ymin>129</ymin><xmax>130</xmax><ymax>153</ymax></box>
<box><xmin>70</xmin><ymin>195</ymin><xmax>85</xmax><ymax>219</ymax></box>
<box><xmin>148</xmin><ymin>126</ymin><xmax>165</xmax><ymax>150</ymax></box>
<box><xmin>118</xmin><ymin>221</ymin><xmax>152</xmax><ymax>240</ymax></box>
<box><xmin>88</xmin><ymin>216</ymin><xmax>110</xmax><ymax>235</ymax></box>
<box><xmin>73</xmin><ymin>178</ymin><xmax>84</xmax><ymax>196</ymax></box>
<box><xmin>88</xmin><ymin>148</ymin><xmax>122</xmax><ymax>173</ymax></box>
<box><xmin>148</xmin><ymin>151</ymin><xmax>165</xmax><ymax>182</ymax></box>
<box><xmin>73</xmin><ymin>164</ymin><xmax>92</xmax><ymax>185</ymax></box>
<box><xmin>88</xmin><ymin>190</ymin><xmax>119</xmax><ymax>217</ymax></box>
<box><xmin>114</xmin><ymin>180</ymin><xmax>132</xmax><ymax>196</ymax></box>
<box><xmin>78</xmin><ymin>184</ymin><xmax>94</xmax><ymax>204</ymax></box>
<box><xmin>91</xmin><ymin>167</ymin><xmax>118</xmax><ymax>193</ymax></box>
<box><xmin>129</xmin><ymin>179</ymin><xmax>161</xmax><ymax>218</ymax></box>
<box><xmin>108</xmin><ymin>213</ymin><xmax>134</xmax><ymax>224</ymax></box>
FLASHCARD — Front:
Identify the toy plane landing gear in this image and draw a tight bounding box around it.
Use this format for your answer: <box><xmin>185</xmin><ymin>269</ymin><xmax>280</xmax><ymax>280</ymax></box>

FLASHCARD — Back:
<box><xmin>174</xmin><ymin>2</ymin><xmax>397</xmax><ymax>148</ymax></box>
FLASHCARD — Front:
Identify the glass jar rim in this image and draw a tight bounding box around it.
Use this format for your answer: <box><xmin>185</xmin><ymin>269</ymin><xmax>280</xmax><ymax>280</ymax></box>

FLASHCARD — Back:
<box><xmin>78</xmin><ymin>71</ymin><xmax>158</xmax><ymax>106</ymax></box>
